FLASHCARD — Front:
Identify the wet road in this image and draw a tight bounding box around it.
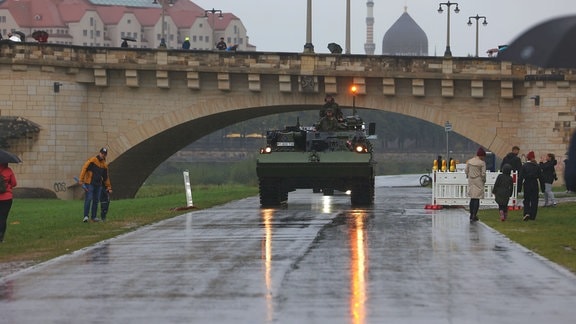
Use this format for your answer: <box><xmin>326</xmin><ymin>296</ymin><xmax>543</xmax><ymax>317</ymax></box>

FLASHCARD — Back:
<box><xmin>1</xmin><ymin>175</ymin><xmax>576</xmax><ymax>323</ymax></box>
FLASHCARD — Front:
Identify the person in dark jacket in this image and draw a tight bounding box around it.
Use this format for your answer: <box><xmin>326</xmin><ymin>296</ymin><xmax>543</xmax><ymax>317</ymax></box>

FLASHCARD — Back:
<box><xmin>182</xmin><ymin>37</ymin><xmax>190</xmax><ymax>49</ymax></box>
<box><xmin>518</xmin><ymin>151</ymin><xmax>543</xmax><ymax>221</ymax></box>
<box><xmin>565</xmin><ymin>132</ymin><xmax>576</xmax><ymax>192</ymax></box>
<box><xmin>540</xmin><ymin>153</ymin><xmax>557</xmax><ymax>207</ymax></box>
<box><xmin>216</xmin><ymin>37</ymin><xmax>227</xmax><ymax>50</ymax></box>
<box><xmin>501</xmin><ymin>146</ymin><xmax>522</xmax><ymax>172</ymax></box>
<box><xmin>492</xmin><ymin>164</ymin><xmax>514</xmax><ymax>221</ymax></box>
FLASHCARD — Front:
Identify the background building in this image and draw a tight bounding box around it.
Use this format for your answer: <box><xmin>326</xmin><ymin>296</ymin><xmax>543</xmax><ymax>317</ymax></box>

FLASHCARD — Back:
<box><xmin>381</xmin><ymin>7</ymin><xmax>428</xmax><ymax>56</ymax></box>
<box><xmin>0</xmin><ymin>0</ymin><xmax>255</xmax><ymax>50</ymax></box>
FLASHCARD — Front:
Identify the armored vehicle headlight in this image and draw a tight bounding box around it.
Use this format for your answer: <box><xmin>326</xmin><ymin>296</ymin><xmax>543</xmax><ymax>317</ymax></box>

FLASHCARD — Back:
<box><xmin>260</xmin><ymin>146</ymin><xmax>272</xmax><ymax>154</ymax></box>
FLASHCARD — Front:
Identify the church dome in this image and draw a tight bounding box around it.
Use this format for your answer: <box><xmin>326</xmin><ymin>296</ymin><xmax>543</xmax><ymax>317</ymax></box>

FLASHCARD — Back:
<box><xmin>382</xmin><ymin>10</ymin><xmax>428</xmax><ymax>56</ymax></box>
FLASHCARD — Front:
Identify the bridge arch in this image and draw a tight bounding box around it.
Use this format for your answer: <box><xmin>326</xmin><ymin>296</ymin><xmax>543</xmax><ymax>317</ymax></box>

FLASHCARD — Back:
<box><xmin>108</xmin><ymin>93</ymin><xmax>511</xmax><ymax>198</ymax></box>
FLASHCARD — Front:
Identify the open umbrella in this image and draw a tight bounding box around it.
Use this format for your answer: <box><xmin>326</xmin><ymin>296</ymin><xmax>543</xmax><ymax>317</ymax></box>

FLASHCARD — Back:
<box><xmin>328</xmin><ymin>42</ymin><xmax>343</xmax><ymax>54</ymax></box>
<box><xmin>13</xmin><ymin>31</ymin><xmax>26</xmax><ymax>42</ymax></box>
<box><xmin>121</xmin><ymin>36</ymin><xmax>137</xmax><ymax>42</ymax></box>
<box><xmin>0</xmin><ymin>149</ymin><xmax>22</xmax><ymax>164</ymax></box>
<box><xmin>498</xmin><ymin>15</ymin><xmax>576</xmax><ymax>68</ymax></box>
<box><xmin>32</xmin><ymin>30</ymin><xmax>49</xmax><ymax>43</ymax></box>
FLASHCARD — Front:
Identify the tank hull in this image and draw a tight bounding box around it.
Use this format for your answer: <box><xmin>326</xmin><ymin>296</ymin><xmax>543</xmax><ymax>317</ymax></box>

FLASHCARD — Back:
<box><xmin>257</xmin><ymin>151</ymin><xmax>375</xmax><ymax>206</ymax></box>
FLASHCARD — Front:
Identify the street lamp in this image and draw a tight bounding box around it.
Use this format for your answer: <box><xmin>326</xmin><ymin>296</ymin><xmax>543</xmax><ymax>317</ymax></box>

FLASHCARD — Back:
<box><xmin>303</xmin><ymin>0</ymin><xmax>314</xmax><ymax>53</ymax></box>
<box><xmin>467</xmin><ymin>14</ymin><xmax>487</xmax><ymax>57</ymax></box>
<box><xmin>351</xmin><ymin>85</ymin><xmax>358</xmax><ymax>116</ymax></box>
<box><xmin>437</xmin><ymin>1</ymin><xmax>460</xmax><ymax>57</ymax></box>
<box><xmin>345</xmin><ymin>0</ymin><xmax>351</xmax><ymax>54</ymax></box>
<box><xmin>444</xmin><ymin>121</ymin><xmax>452</xmax><ymax>164</ymax></box>
<box><xmin>152</xmin><ymin>0</ymin><xmax>174</xmax><ymax>48</ymax></box>
<box><xmin>204</xmin><ymin>8</ymin><xmax>223</xmax><ymax>50</ymax></box>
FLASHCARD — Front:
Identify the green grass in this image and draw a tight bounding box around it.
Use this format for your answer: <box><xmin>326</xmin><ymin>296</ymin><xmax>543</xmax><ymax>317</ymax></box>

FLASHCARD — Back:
<box><xmin>0</xmin><ymin>184</ymin><xmax>258</xmax><ymax>265</ymax></box>
<box><xmin>480</xmin><ymin>202</ymin><xmax>576</xmax><ymax>274</ymax></box>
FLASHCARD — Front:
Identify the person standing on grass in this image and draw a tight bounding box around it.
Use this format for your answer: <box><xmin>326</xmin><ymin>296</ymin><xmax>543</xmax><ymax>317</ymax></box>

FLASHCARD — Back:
<box><xmin>466</xmin><ymin>147</ymin><xmax>487</xmax><ymax>222</ymax></box>
<box><xmin>79</xmin><ymin>148</ymin><xmax>112</xmax><ymax>223</ymax></box>
<box><xmin>0</xmin><ymin>163</ymin><xmax>17</xmax><ymax>243</ymax></box>
<box><xmin>518</xmin><ymin>151</ymin><xmax>543</xmax><ymax>221</ymax></box>
<box><xmin>492</xmin><ymin>164</ymin><xmax>514</xmax><ymax>221</ymax></box>
<box><xmin>540</xmin><ymin>153</ymin><xmax>558</xmax><ymax>207</ymax></box>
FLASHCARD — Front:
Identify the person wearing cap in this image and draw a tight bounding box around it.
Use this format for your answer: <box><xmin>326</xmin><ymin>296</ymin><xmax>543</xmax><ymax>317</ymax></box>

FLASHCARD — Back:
<box><xmin>465</xmin><ymin>147</ymin><xmax>487</xmax><ymax>222</ymax></box>
<box><xmin>79</xmin><ymin>148</ymin><xmax>112</xmax><ymax>223</ymax></box>
<box><xmin>182</xmin><ymin>36</ymin><xmax>190</xmax><ymax>50</ymax></box>
<box><xmin>518</xmin><ymin>151</ymin><xmax>543</xmax><ymax>221</ymax></box>
<box><xmin>216</xmin><ymin>37</ymin><xmax>227</xmax><ymax>50</ymax></box>
<box><xmin>320</xmin><ymin>95</ymin><xmax>343</xmax><ymax>121</ymax></box>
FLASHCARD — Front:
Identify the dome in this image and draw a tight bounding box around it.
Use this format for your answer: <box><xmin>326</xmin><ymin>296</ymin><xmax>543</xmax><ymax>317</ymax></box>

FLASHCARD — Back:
<box><xmin>382</xmin><ymin>11</ymin><xmax>428</xmax><ymax>56</ymax></box>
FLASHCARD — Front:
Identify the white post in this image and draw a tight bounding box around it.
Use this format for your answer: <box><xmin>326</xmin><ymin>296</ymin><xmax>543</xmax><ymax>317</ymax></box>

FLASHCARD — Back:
<box><xmin>183</xmin><ymin>170</ymin><xmax>193</xmax><ymax>207</ymax></box>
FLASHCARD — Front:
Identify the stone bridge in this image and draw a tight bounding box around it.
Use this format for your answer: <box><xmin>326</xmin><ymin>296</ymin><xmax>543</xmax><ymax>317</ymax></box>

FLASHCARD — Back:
<box><xmin>1</xmin><ymin>42</ymin><xmax>574</xmax><ymax>199</ymax></box>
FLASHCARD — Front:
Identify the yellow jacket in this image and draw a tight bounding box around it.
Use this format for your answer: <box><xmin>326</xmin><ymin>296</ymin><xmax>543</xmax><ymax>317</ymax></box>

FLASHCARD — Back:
<box><xmin>79</xmin><ymin>156</ymin><xmax>111</xmax><ymax>190</ymax></box>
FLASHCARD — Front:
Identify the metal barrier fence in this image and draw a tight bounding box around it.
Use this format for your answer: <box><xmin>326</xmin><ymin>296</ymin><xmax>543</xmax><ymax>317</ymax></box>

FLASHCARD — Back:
<box><xmin>426</xmin><ymin>170</ymin><xmax>519</xmax><ymax>209</ymax></box>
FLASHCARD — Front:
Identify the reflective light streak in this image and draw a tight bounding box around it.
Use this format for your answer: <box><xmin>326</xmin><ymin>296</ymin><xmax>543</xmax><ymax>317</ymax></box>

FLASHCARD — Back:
<box><xmin>261</xmin><ymin>208</ymin><xmax>275</xmax><ymax>323</ymax></box>
<box><xmin>349</xmin><ymin>211</ymin><xmax>368</xmax><ymax>324</ymax></box>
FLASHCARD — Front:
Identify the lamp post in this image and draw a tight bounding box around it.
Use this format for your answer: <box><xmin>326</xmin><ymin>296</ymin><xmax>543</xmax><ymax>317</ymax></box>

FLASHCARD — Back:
<box><xmin>467</xmin><ymin>14</ymin><xmax>487</xmax><ymax>57</ymax></box>
<box><xmin>444</xmin><ymin>121</ymin><xmax>452</xmax><ymax>163</ymax></box>
<box><xmin>437</xmin><ymin>1</ymin><xmax>460</xmax><ymax>57</ymax></box>
<box><xmin>303</xmin><ymin>0</ymin><xmax>314</xmax><ymax>53</ymax></box>
<box><xmin>345</xmin><ymin>0</ymin><xmax>351</xmax><ymax>54</ymax></box>
<box><xmin>204</xmin><ymin>8</ymin><xmax>223</xmax><ymax>50</ymax></box>
<box><xmin>152</xmin><ymin>0</ymin><xmax>174</xmax><ymax>48</ymax></box>
<box><xmin>351</xmin><ymin>85</ymin><xmax>358</xmax><ymax>116</ymax></box>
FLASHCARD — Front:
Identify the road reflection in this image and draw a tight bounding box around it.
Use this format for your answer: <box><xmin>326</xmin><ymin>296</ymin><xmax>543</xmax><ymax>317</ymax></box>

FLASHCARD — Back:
<box><xmin>348</xmin><ymin>210</ymin><xmax>368</xmax><ymax>324</ymax></box>
<box><xmin>261</xmin><ymin>208</ymin><xmax>274</xmax><ymax>323</ymax></box>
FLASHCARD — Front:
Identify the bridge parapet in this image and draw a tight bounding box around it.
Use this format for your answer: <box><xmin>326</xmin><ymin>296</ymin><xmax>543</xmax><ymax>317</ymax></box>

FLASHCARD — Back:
<box><xmin>0</xmin><ymin>43</ymin><xmax>527</xmax><ymax>81</ymax></box>
<box><xmin>0</xmin><ymin>43</ymin><xmax>536</xmax><ymax>103</ymax></box>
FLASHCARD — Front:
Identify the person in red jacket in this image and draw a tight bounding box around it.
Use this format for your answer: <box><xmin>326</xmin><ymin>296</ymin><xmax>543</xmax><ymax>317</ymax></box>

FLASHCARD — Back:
<box><xmin>0</xmin><ymin>163</ymin><xmax>17</xmax><ymax>242</ymax></box>
<box><xmin>79</xmin><ymin>148</ymin><xmax>112</xmax><ymax>223</ymax></box>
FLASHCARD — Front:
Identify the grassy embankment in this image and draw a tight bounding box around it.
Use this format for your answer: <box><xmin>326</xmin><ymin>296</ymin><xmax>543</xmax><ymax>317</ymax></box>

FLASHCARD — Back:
<box><xmin>0</xmin><ymin>184</ymin><xmax>258</xmax><ymax>265</ymax></box>
<box><xmin>479</xmin><ymin>194</ymin><xmax>576</xmax><ymax>274</ymax></box>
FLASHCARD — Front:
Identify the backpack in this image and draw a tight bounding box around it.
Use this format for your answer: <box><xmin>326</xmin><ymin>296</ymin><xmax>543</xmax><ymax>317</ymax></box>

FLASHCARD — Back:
<box><xmin>0</xmin><ymin>173</ymin><xmax>6</xmax><ymax>193</ymax></box>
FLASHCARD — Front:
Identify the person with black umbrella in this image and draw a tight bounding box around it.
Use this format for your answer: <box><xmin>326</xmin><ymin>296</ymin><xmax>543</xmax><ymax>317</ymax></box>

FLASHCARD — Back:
<box><xmin>0</xmin><ymin>161</ymin><xmax>18</xmax><ymax>243</ymax></box>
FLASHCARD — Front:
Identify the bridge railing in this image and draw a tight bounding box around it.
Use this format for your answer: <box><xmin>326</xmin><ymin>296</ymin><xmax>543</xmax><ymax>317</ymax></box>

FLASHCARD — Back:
<box><xmin>427</xmin><ymin>170</ymin><xmax>519</xmax><ymax>209</ymax></box>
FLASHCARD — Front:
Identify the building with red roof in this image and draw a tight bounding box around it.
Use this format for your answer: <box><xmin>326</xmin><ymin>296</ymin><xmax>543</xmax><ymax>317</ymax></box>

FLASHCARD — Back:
<box><xmin>0</xmin><ymin>0</ymin><xmax>255</xmax><ymax>50</ymax></box>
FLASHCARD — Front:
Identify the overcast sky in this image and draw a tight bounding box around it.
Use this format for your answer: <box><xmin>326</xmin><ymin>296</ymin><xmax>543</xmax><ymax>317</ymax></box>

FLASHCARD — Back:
<box><xmin>191</xmin><ymin>0</ymin><xmax>576</xmax><ymax>56</ymax></box>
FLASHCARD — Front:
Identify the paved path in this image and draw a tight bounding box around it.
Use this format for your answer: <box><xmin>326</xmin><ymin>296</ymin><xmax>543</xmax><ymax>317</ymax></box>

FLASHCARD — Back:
<box><xmin>1</xmin><ymin>175</ymin><xmax>575</xmax><ymax>323</ymax></box>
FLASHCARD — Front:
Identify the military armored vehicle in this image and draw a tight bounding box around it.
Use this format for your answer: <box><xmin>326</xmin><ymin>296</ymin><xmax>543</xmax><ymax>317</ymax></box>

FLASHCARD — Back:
<box><xmin>256</xmin><ymin>109</ymin><xmax>376</xmax><ymax>207</ymax></box>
